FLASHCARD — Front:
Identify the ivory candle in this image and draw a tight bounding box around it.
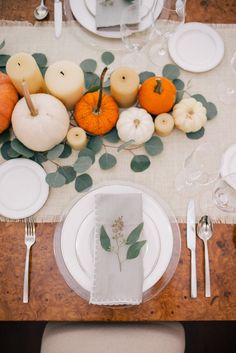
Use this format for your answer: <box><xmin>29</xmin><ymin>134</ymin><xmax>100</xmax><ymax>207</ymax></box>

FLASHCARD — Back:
<box><xmin>45</xmin><ymin>61</ymin><xmax>85</xmax><ymax>110</ymax></box>
<box><xmin>110</xmin><ymin>67</ymin><xmax>139</xmax><ymax>108</ymax></box>
<box><xmin>6</xmin><ymin>52</ymin><xmax>46</xmax><ymax>96</ymax></box>
<box><xmin>67</xmin><ymin>127</ymin><xmax>87</xmax><ymax>150</ymax></box>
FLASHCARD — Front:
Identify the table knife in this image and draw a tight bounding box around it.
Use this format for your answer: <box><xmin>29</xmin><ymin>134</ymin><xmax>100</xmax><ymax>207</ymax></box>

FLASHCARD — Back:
<box><xmin>187</xmin><ymin>199</ymin><xmax>197</xmax><ymax>298</ymax></box>
<box><xmin>54</xmin><ymin>0</ymin><xmax>62</xmax><ymax>38</ymax></box>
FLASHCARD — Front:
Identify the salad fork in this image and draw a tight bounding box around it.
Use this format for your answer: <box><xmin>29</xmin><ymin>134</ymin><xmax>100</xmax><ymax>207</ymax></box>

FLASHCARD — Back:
<box><xmin>23</xmin><ymin>219</ymin><xmax>36</xmax><ymax>303</ymax></box>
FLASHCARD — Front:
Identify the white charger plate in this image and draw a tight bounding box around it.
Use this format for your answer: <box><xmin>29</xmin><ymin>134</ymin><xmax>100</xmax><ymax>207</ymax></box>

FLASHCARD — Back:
<box><xmin>0</xmin><ymin>158</ymin><xmax>49</xmax><ymax>219</ymax></box>
<box><xmin>168</xmin><ymin>22</ymin><xmax>224</xmax><ymax>72</ymax></box>
<box><xmin>69</xmin><ymin>0</ymin><xmax>163</xmax><ymax>39</ymax></box>
<box><xmin>54</xmin><ymin>181</ymin><xmax>181</xmax><ymax>302</ymax></box>
<box><xmin>220</xmin><ymin>144</ymin><xmax>236</xmax><ymax>189</ymax></box>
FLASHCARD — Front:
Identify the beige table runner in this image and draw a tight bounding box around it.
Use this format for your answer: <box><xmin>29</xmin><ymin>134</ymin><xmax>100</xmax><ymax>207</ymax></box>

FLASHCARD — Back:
<box><xmin>0</xmin><ymin>21</ymin><xmax>236</xmax><ymax>223</ymax></box>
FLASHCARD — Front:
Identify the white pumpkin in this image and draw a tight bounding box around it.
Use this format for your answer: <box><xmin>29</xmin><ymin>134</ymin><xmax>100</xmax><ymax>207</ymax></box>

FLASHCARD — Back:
<box><xmin>116</xmin><ymin>107</ymin><xmax>154</xmax><ymax>145</ymax></box>
<box><xmin>12</xmin><ymin>93</ymin><xmax>70</xmax><ymax>152</ymax></box>
<box><xmin>172</xmin><ymin>97</ymin><xmax>207</xmax><ymax>133</ymax></box>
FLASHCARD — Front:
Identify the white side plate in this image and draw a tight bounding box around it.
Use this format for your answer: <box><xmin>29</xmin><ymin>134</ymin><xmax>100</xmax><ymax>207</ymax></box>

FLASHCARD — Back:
<box><xmin>0</xmin><ymin>158</ymin><xmax>49</xmax><ymax>219</ymax></box>
<box><xmin>168</xmin><ymin>22</ymin><xmax>224</xmax><ymax>72</ymax></box>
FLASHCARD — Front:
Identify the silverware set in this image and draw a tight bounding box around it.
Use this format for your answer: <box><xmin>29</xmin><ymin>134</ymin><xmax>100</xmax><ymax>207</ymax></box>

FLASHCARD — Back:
<box><xmin>23</xmin><ymin>219</ymin><xmax>36</xmax><ymax>303</ymax></box>
<box><xmin>187</xmin><ymin>200</ymin><xmax>213</xmax><ymax>298</ymax></box>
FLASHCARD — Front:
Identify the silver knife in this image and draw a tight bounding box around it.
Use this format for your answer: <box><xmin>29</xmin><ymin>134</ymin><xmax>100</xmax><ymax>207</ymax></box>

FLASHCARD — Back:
<box><xmin>187</xmin><ymin>199</ymin><xmax>197</xmax><ymax>298</ymax></box>
<box><xmin>54</xmin><ymin>0</ymin><xmax>62</xmax><ymax>38</ymax></box>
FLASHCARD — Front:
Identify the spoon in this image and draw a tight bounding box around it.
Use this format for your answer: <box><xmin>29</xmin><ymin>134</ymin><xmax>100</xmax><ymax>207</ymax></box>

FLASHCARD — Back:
<box><xmin>197</xmin><ymin>215</ymin><xmax>213</xmax><ymax>297</ymax></box>
<box><xmin>34</xmin><ymin>0</ymin><xmax>49</xmax><ymax>21</ymax></box>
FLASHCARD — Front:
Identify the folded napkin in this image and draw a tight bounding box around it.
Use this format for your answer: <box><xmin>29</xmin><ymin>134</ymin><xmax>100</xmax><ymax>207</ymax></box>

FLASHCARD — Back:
<box><xmin>90</xmin><ymin>193</ymin><xmax>146</xmax><ymax>305</ymax></box>
<box><xmin>95</xmin><ymin>0</ymin><xmax>139</xmax><ymax>31</ymax></box>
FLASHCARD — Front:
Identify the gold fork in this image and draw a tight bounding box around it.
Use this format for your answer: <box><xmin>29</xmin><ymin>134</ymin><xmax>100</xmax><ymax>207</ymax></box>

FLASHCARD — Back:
<box><xmin>23</xmin><ymin>219</ymin><xmax>36</xmax><ymax>303</ymax></box>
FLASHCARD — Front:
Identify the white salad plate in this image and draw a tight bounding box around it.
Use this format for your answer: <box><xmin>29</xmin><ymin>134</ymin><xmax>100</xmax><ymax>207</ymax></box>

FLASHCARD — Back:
<box><xmin>69</xmin><ymin>0</ymin><xmax>163</xmax><ymax>39</ymax></box>
<box><xmin>0</xmin><ymin>158</ymin><xmax>49</xmax><ymax>219</ymax></box>
<box><xmin>168</xmin><ymin>22</ymin><xmax>224</xmax><ymax>72</ymax></box>
<box><xmin>54</xmin><ymin>181</ymin><xmax>181</xmax><ymax>302</ymax></box>
<box><xmin>220</xmin><ymin>144</ymin><xmax>236</xmax><ymax>190</ymax></box>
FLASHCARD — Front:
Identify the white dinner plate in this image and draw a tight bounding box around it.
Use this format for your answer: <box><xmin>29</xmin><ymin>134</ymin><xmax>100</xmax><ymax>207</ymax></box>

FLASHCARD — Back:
<box><xmin>220</xmin><ymin>144</ymin><xmax>236</xmax><ymax>189</ymax></box>
<box><xmin>0</xmin><ymin>158</ymin><xmax>49</xmax><ymax>219</ymax></box>
<box><xmin>168</xmin><ymin>22</ymin><xmax>224</xmax><ymax>72</ymax></box>
<box><xmin>69</xmin><ymin>0</ymin><xmax>163</xmax><ymax>39</ymax></box>
<box><xmin>54</xmin><ymin>181</ymin><xmax>180</xmax><ymax>301</ymax></box>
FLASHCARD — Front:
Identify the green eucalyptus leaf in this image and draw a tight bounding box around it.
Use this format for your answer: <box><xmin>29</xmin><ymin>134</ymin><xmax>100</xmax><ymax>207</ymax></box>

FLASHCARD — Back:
<box><xmin>101</xmin><ymin>51</ymin><xmax>114</xmax><ymax>65</ymax></box>
<box><xmin>186</xmin><ymin>127</ymin><xmax>205</xmax><ymax>140</ymax></box>
<box><xmin>103</xmin><ymin>128</ymin><xmax>119</xmax><ymax>143</ymax></box>
<box><xmin>85</xmin><ymin>85</ymin><xmax>100</xmax><ymax>94</ymax></box>
<box><xmin>40</xmin><ymin>66</ymin><xmax>47</xmax><ymax>77</ymax></box>
<box><xmin>191</xmin><ymin>94</ymin><xmax>207</xmax><ymax>107</ymax></box>
<box><xmin>126</xmin><ymin>240</ymin><xmax>146</xmax><ymax>260</ymax></box>
<box><xmin>100</xmin><ymin>225</ymin><xmax>111</xmax><ymax>251</ymax></box>
<box><xmin>1</xmin><ymin>141</ymin><xmax>12</xmax><ymax>160</ymax></box>
<box><xmin>46</xmin><ymin>171</ymin><xmax>66</xmax><ymax>187</ymax></box>
<box><xmin>0</xmin><ymin>54</ymin><xmax>10</xmax><ymax>67</ymax></box>
<box><xmin>87</xmin><ymin>135</ymin><xmax>103</xmax><ymax>153</ymax></box>
<box><xmin>32</xmin><ymin>53</ymin><xmax>47</xmax><ymax>67</ymax></box>
<box><xmin>73</xmin><ymin>156</ymin><xmax>93</xmax><ymax>173</ymax></box>
<box><xmin>173</xmin><ymin>78</ymin><xmax>185</xmax><ymax>91</ymax></box>
<box><xmin>175</xmin><ymin>90</ymin><xmax>184</xmax><ymax>103</ymax></box>
<box><xmin>103</xmin><ymin>77</ymin><xmax>110</xmax><ymax>88</ymax></box>
<box><xmin>117</xmin><ymin>139</ymin><xmax>135</xmax><ymax>152</ymax></box>
<box><xmin>131</xmin><ymin>155</ymin><xmax>150</xmax><ymax>172</ymax></box>
<box><xmin>47</xmin><ymin>144</ymin><xmax>65</xmax><ymax>160</ymax></box>
<box><xmin>75</xmin><ymin>173</ymin><xmax>93</xmax><ymax>192</ymax></box>
<box><xmin>7</xmin><ymin>147</ymin><xmax>21</xmax><ymax>158</ymax></box>
<box><xmin>139</xmin><ymin>71</ymin><xmax>155</xmax><ymax>84</ymax></box>
<box><xmin>78</xmin><ymin>147</ymin><xmax>95</xmax><ymax>164</ymax></box>
<box><xmin>0</xmin><ymin>40</ymin><xmax>5</xmax><ymax>49</ymax></box>
<box><xmin>144</xmin><ymin>136</ymin><xmax>163</xmax><ymax>156</ymax></box>
<box><xmin>33</xmin><ymin>152</ymin><xmax>48</xmax><ymax>165</ymax></box>
<box><xmin>99</xmin><ymin>153</ymin><xmax>117</xmax><ymax>170</ymax></box>
<box><xmin>126</xmin><ymin>222</ymin><xmax>144</xmax><ymax>245</ymax></box>
<box><xmin>80</xmin><ymin>58</ymin><xmax>97</xmax><ymax>73</ymax></box>
<box><xmin>84</xmin><ymin>72</ymin><xmax>100</xmax><ymax>89</ymax></box>
<box><xmin>206</xmin><ymin>102</ymin><xmax>217</xmax><ymax>120</ymax></box>
<box><xmin>0</xmin><ymin>130</ymin><xmax>11</xmax><ymax>144</ymax></box>
<box><xmin>0</xmin><ymin>67</ymin><xmax>6</xmax><ymax>74</ymax></box>
<box><xmin>11</xmin><ymin>139</ymin><xmax>34</xmax><ymax>158</ymax></box>
<box><xmin>59</xmin><ymin>144</ymin><xmax>72</xmax><ymax>158</ymax></box>
<box><xmin>58</xmin><ymin>166</ymin><xmax>76</xmax><ymax>184</ymax></box>
<box><xmin>162</xmin><ymin>64</ymin><xmax>180</xmax><ymax>80</ymax></box>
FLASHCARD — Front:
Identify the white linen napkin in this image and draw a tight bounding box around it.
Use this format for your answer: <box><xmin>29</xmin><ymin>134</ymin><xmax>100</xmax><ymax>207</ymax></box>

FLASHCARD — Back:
<box><xmin>95</xmin><ymin>0</ymin><xmax>139</xmax><ymax>31</ymax></box>
<box><xmin>90</xmin><ymin>193</ymin><xmax>145</xmax><ymax>305</ymax></box>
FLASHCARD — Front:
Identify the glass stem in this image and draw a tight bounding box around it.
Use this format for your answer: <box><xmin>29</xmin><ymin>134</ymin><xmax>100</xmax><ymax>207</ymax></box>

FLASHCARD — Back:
<box><xmin>158</xmin><ymin>35</ymin><xmax>166</xmax><ymax>56</ymax></box>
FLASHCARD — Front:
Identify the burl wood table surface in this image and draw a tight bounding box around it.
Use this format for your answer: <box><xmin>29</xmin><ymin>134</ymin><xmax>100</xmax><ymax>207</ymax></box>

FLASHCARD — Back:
<box><xmin>0</xmin><ymin>0</ymin><xmax>236</xmax><ymax>321</ymax></box>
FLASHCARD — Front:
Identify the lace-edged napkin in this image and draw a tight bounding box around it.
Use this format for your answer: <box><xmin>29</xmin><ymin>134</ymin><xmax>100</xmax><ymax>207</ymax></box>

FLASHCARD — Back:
<box><xmin>90</xmin><ymin>193</ymin><xmax>146</xmax><ymax>305</ymax></box>
<box><xmin>95</xmin><ymin>0</ymin><xmax>139</xmax><ymax>31</ymax></box>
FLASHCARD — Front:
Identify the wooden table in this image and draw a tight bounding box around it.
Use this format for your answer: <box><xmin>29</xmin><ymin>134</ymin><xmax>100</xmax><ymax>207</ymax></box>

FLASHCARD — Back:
<box><xmin>0</xmin><ymin>0</ymin><xmax>236</xmax><ymax>321</ymax></box>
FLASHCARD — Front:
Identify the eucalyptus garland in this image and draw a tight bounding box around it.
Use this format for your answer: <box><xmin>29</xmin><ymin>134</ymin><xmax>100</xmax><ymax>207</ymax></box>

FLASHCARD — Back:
<box><xmin>0</xmin><ymin>41</ymin><xmax>217</xmax><ymax>193</ymax></box>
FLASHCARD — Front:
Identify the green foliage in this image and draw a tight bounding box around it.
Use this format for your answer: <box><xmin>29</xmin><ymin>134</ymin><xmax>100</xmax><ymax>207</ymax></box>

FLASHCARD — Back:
<box><xmin>78</xmin><ymin>147</ymin><xmax>95</xmax><ymax>164</ymax></box>
<box><xmin>84</xmin><ymin>72</ymin><xmax>100</xmax><ymax>89</ymax></box>
<box><xmin>87</xmin><ymin>135</ymin><xmax>103</xmax><ymax>153</ymax></box>
<box><xmin>205</xmin><ymin>102</ymin><xmax>217</xmax><ymax>120</ymax></box>
<box><xmin>99</xmin><ymin>153</ymin><xmax>117</xmax><ymax>170</ymax></box>
<box><xmin>80</xmin><ymin>58</ymin><xmax>97</xmax><ymax>73</ymax></box>
<box><xmin>47</xmin><ymin>144</ymin><xmax>64</xmax><ymax>160</ymax></box>
<box><xmin>162</xmin><ymin>64</ymin><xmax>180</xmax><ymax>80</ymax></box>
<box><xmin>46</xmin><ymin>171</ymin><xmax>66</xmax><ymax>187</ymax></box>
<box><xmin>126</xmin><ymin>240</ymin><xmax>146</xmax><ymax>259</ymax></box>
<box><xmin>75</xmin><ymin>173</ymin><xmax>93</xmax><ymax>192</ymax></box>
<box><xmin>101</xmin><ymin>51</ymin><xmax>114</xmax><ymax>65</ymax></box>
<box><xmin>139</xmin><ymin>71</ymin><xmax>155</xmax><ymax>84</ymax></box>
<box><xmin>0</xmin><ymin>40</ymin><xmax>5</xmax><ymax>49</ymax></box>
<box><xmin>186</xmin><ymin>127</ymin><xmax>205</xmax><ymax>140</ymax></box>
<box><xmin>59</xmin><ymin>144</ymin><xmax>72</xmax><ymax>158</ymax></box>
<box><xmin>191</xmin><ymin>94</ymin><xmax>207</xmax><ymax>106</ymax></box>
<box><xmin>173</xmin><ymin>78</ymin><xmax>185</xmax><ymax>91</ymax></box>
<box><xmin>126</xmin><ymin>222</ymin><xmax>144</xmax><ymax>245</ymax></box>
<box><xmin>73</xmin><ymin>156</ymin><xmax>93</xmax><ymax>173</ymax></box>
<box><xmin>130</xmin><ymin>155</ymin><xmax>150</xmax><ymax>172</ymax></box>
<box><xmin>103</xmin><ymin>128</ymin><xmax>119</xmax><ymax>143</ymax></box>
<box><xmin>0</xmin><ymin>54</ymin><xmax>10</xmax><ymax>67</ymax></box>
<box><xmin>0</xmin><ymin>130</ymin><xmax>10</xmax><ymax>144</ymax></box>
<box><xmin>32</xmin><ymin>53</ymin><xmax>47</xmax><ymax>67</ymax></box>
<box><xmin>100</xmin><ymin>225</ymin><xmax>111</xmax><ymax>251</ymax></box>
<box><xmin>58</xmin><ymin>166</ymin><xmax>76</xmax><ymax>184</ymax></box>
<box><xmin>117</xmin><ymin>140</ymin><xmax>135</xmax><ymax>152</ymax></box>
<box><xmin>1</xmin><ymin>141</ymin><xmax>12</xmax><ymax>160</ymax></box>
<box><xmin>11</xmin><ymin>139</ymin><xmax>34</xmax><ymax>158</ymax></box>
<box><xmin>144</xmin><ymin>136</ymin><xmax>163</xmax><ymax>156</ymax></box>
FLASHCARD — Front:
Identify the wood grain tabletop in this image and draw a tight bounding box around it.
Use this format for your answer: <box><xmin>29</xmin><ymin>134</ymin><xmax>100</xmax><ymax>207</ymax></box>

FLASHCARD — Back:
<box><xmin>0</xmin><ymin>0</ymin><xmax>236</xmax><ymax>321</ymax></box>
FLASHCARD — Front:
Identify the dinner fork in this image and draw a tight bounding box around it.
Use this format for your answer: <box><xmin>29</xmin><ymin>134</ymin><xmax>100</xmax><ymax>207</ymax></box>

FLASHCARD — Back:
<box><xmin>23</xmin><ymin>219</ymin><xmax>36</xmax><ymax>303</ymax></box>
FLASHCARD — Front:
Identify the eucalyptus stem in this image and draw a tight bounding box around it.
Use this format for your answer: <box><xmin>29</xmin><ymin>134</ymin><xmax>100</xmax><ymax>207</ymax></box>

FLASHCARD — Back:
<box><xmin>95</xmin><ymin>67</ymin><xmax>108</xmax><ymax>113</ymax></box>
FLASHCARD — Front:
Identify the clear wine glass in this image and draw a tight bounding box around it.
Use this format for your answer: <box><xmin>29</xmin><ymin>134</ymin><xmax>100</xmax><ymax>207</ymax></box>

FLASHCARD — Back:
<box><xmin>213</xmin><ymin>172</ymin><xmax>236</xmax><ymax>212</ymax></box>
<box><xmin>120</xmin><ymin>1</ymin><xmax>155</xmax><ymax>70</ymax></box>
<box><xmin>217</xmin><ymin>51</ymin><xmax>236</xmax><ymax>105</ymax></box>
<box><xmin>149</xmin><ymin>0</ymin><xmax>186</xmax><ymax>67</ymax></box>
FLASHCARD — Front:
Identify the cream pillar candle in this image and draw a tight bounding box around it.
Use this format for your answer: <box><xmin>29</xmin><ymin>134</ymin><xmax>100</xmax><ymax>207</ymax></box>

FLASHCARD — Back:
<box><xmin>110</xmin><ymin>67</ymin><xmax>139</xmax><ymax>108</ymax></box>
<box><xmin>67</xmin><ymin>127</ymin><xmax>87</xmax><ymax>150</ymax></box>
<box><xmin>45</xmin><ymin>61</ymin><xmax>85</xmax><ymax>110</ymax></box>
<box><xmin>154</xmin><ymin>113</ymin><xmax>174</xmax><ymax>137</ymax></box>
<box><xmin>6</xmin><ymin>52</ymin><xmax>46</xmax><ymax>96</ymax></box>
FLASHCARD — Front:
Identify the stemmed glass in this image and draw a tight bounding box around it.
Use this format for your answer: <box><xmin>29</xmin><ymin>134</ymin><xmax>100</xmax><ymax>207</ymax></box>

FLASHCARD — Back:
<box><xmin>120</xmin><ymin>1</ymin><xmax>155</xmax><ymax>70</ymax></box>
<box><xmin>149</xmin><ymin>0</ymin><xmax>186</xmax><ymax>67</ymax></box>
<box><xmin>217</xmin><ymin>51</ymin><xmax>236</xmax><ymax>105</ymax></box>
<box><xmin>212</xmin><ymin>172</ymin><xmax>236</xmax><ymax>212</ymax></box>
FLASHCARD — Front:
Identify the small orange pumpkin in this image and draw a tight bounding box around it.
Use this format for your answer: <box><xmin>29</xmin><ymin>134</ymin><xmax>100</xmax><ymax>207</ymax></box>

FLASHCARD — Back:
<box><xmin>138</xmin><ymin>76</ymin><xmax>176</xmax><ymax>115</ymax></box>
<box><xmin>74</xmin><ymin>68</ymin><xmax>119</xmax><ymax>135</ymax></box>
<box><xmin>0</xmin><ymin>72</ymin><xmax>18</xmax><ymax>133</ymax></box>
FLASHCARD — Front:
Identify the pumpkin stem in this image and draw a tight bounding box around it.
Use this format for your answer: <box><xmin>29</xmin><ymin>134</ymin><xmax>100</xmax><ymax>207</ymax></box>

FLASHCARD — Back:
<box><xmin>22</xmin><ymin>80</ymin><xmax>38</xmax><ymax>117</ymax></box>
<box><xmin>154</xmin><ymin>78</ymin><xmax>163</xmax><ymax>94</ymax></box>
<box><xmin>95</xmin><ymin>67</ymin><xmax>108</xmax><ymax>114</ymax></box>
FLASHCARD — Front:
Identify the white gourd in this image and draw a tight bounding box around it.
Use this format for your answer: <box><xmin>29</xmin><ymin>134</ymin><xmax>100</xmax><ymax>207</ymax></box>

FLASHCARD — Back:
<box><xmin>12</xmin><ymin>93</ymin><xmax>70</xmax><ymax>152</ymax></box>
<box><xmin>116</xmin><ymin>107</ymin><xmax>154</xmax><ymax>145</ymax></box>
<box><xmin>172</xmin><ymin>97</ymin><xmax>207</xmax><ymax>133</ymax></box>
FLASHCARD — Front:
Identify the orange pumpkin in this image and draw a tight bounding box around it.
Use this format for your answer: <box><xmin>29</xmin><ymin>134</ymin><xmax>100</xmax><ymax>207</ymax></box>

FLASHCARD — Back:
<box><xmin>74</xmin><ymin>68</ymin><xmax>119</xmax><ymax>135</ymax></box>
<box><xmin>0</xmin><ymin>72</ymin><xmax>18</xmax><ymax>133</ymax></box>
<box><xmin>138</xmin><ymin>76</ymin><xmax>176</xmax><ymax>115</ymax></box>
